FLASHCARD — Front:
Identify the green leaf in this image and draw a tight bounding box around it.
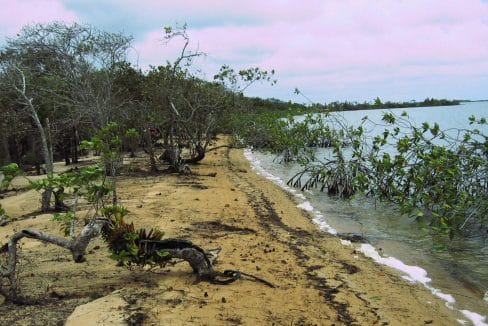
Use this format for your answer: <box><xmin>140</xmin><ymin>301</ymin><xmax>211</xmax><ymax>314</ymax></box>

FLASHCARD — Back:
<box><xmin>156</xmin><ymin>250</ymin><xmax>169</xmax><ymax>258</ymax></box>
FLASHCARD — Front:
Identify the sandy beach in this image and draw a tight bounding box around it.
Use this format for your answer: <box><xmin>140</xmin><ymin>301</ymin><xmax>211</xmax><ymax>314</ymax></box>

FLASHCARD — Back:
<box><xmin>0</xmin><ymin>137</ymin><xmax>468</xmax><ymax>325</ymax></box>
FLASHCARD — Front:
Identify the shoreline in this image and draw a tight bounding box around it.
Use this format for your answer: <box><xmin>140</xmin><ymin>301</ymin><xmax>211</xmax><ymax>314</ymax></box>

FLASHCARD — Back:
<box><xmin>245</xmin><ymin>147</ymin><xmax>488</xmax><ymax>326</ymax></box>
<box><xmin>0</xmin><ymin>138</ymin><xmax>482</xmax><ymax>325</ymax></box>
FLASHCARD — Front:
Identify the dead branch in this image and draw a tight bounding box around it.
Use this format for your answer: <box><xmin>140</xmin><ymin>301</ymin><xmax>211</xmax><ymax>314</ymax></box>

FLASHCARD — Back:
<box><xmin>138</xmin><ymin>239</ymin><xmax>275</xmax><ymax>288</ymax></box>
<box><xmin>1</xmin><ymin>219</ymin><xmax>275</xmax><ymax>302</ymax></box>
<box><xmin>0</xmin><ymin>217</ymin><xmax>108</xmax><ymax>299</ymax></box>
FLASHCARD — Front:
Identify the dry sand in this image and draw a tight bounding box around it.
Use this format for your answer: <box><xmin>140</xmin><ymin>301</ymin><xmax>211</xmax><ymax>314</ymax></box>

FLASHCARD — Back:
<box><xmin>0</xmin><ymin>137</ymin><xmax>468</xmax><ymax>325</ymax></box>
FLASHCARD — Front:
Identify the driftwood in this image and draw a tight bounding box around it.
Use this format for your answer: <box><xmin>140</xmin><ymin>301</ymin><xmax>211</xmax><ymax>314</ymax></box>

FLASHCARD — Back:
<box><xmin>101</xmin><ymin>217</ymin><xmax>275</xmax><ymax>287</ymax></box>
<box><xmin>138</xmin><ymin>239</ymin><xmax>275</xmax><ymax>287</ymax></box>
<box><xmin>0</xmin><ymin>217</ymin><xmax>107</xmax><ymax>299</ymax></box>
<box><xmin>1</xmin><ymin>217</ymin><xmax>275</xmax><ymax>302</ymax></box>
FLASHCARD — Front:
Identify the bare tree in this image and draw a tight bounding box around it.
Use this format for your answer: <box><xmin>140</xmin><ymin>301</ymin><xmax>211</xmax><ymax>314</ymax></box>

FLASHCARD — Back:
<box><xmin>149</xmin><ymin>25</ymin><xmax>274</xmax><ymax>172</ymax></box>
<box><xmin>0</xmin><ymin>23</ymin><xmax>132</xmax><ymax>209</ymax></box>
<box><xmin>0</xmin><ymin>64</ymin><xmax>54</xmax><ymax>210</ymax></box>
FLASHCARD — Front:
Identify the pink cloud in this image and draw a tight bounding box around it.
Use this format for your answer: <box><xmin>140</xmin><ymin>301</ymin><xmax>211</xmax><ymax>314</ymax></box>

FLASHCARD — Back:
<box><xmin>0</xmin><ymin>0</ymin><xmax>77</xmax><ymax>37</ymax></box>
<box><xmin>134</xmin><ymin>0</ymin><xmax>488</xmax><ymax>74</ymax></box>
<box><xmin>3</xmin><ymin>0</ymin><xmax>484</xmax><ymax>101</ymax></box>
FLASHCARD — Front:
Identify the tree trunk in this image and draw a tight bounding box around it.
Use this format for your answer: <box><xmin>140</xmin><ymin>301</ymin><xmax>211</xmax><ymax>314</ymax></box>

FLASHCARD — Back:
<box><xmin>54</xmin><ymin>187</ymin><xmax>68</xmax><ymax>211</ymax></box>
<box><xmin>13</xmin><ymin>137</ymin><xmax>22</xmax><ymax>166</ymax></box>
<box><xmin>30</xmin><ymin>112</ymin><xmax>52</xmax><ymax>174</ymax></box>
<box><xmin>31</xmin><ymin>115</ymin><xmax>53</xmax><ymax>211</ymax></box>
<box><xmin>35</xmin><ymin>118</ymin><xmax>52</xmax><ymax>211</ymax></box>
<box><xmin>143</xmin><ymin>127</ymin><xmax>158</xmax><ymax>172</ymax></box>
<box><xmin>29</xmin><ymin>135</ymin><xmax>42</xmax><ymax>175</ymax></box>
<box><xmin>40</xmin><ymin>191</ymin><xmax>51</xmax><ymax>212</ymax></box>
<box><xmin>160</xmin><ymin>146</ymin><xmax>183</xmax><ymax>172</ymax></box>
<box><xmin>72</xmin><ymin>126</ymin><xmax>79</xmax><ymax>164</ymax></box>
<box><xmin>45</xmin><ymin>118</ymin><xmax>54</xmax><ymax>172</ymax></box>
<box><xmin>63</xmin><ymin>133</ymin><xmax>71</xmax><ymax>165</ymax></box>
<box><xmin>15</xmin><ymin>70</ymin><xmax>54</xmax><ymax>210</ymax></box>
<box><xmin>0</xmin><ymin>124</ymin><xmax>11</xmax><ymax>164</ymax></box>
<box><xmin>14</xmin><ymin>68</ymin><xmax>53</xmax><ymax>174</ymax></box>
<box><xmin>181</xmin><ymin>144</ymin><xmax>205</xmax><ymax>164</ymax></box>
<box><xmin>111</xmin><ymin>166</ymin><xmax>117</xmax><ymax>206</ymax></box>
<box><xmin>160</xmin><ymin>144</ymin><xmax>205</xmax><ymax>173</ymax></box>
<box><xmin>0</xmin><ymin>203</ymin><xmax>8</xmax><ymax>226</ymax></box>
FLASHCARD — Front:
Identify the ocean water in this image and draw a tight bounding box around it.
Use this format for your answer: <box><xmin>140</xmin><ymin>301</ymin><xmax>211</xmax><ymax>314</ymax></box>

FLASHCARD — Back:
<box><xmin>247</xmin><ymin>101</ymin><xmax>488</xmax><ymax>325</ymax></box>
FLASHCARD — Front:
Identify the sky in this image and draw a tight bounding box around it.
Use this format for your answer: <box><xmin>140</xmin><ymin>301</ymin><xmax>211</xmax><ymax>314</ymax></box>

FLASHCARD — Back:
<box><xmin>1</xmin><ymin>0</ymin><xmax>488</xmax><ymax>103</ymax></box>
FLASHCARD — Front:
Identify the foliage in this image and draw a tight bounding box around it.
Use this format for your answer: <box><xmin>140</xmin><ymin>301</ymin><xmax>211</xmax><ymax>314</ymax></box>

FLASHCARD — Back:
<box><xmin>27</xmin><ymin>167</ymin><xmax>102</xmax><ymax>200</ymax></box>
<box><xmin>81</xmin><ymin>122</ymin><xmax>123</xmax><ymax>176</ymax></box>
<box><xmin>0</xmin><ymin>163</ymin><xmax>21</xmax><ymax>220</ymax></box>
<box><xmin>101</xmin><ymin>210</ymin><xmax>168</xmax><ymax>267</ymax></box>
<box><xmin>0</xmin><ymin>22</ymin><xmax>132</xmax><ymax>173</ymax></box>
<box><xmin>238</xmin><ymin>106</ymin><xmax>487</xmax><ymax>241</ymax></box>
<box><xmin>0</xmin><ymin>163</ymin><xmax>20</xmax><ymax>190</ymax></box>
<box><xmin>362</xmin><ymin>112</ymin><xmax>488</xmax><ymax>239</ymax></box>
<box><xmin>325</xmin><ymin>98</ymin><xmax>460</xmax><ymax>112</ymax></box>
<box><xmin>285</xmin><ymin>114</ymin><xmax>365</xmax><ymax>197</ymax></box>
<box><xmin>1</xmin><ymin>22</ymin><xmax>283</xmax><ymax>174</ymax></box>
<box><xmin>214</xmin><ymin>65</ymin><xmax>276</xmax><ymax>93</ymax></box>
<box><xmin>28</xmin><ymin>172</ymin><xmax>70</xmax><ymax>194</ymax></box>
<box><xmin>29</xmin><ymin>165</ymin><xmax>109</xmax><ymax>234</ymax></box>
<box><xmin>124</xmin><ymin>128</ymin><xmax>139</xmax><ymax>157</ymax></box>
<box><xmin>223</xmin><ymin>102</ymin><xmax>305</xmax><ymax>148</ymax></box>
<box><xmin>132</xmin><ymin>24</ymin><xmax>279</xmax><ymax>172</ymax></box>
<box><xmin>100</xmin><ymin>204</ymin><xmax>129</xmax><ymax>221</ymax></box>
<box><xmin>52</xmin><ymin>211</ymin><xmax>76</xmax><ymax>236</ymax></box>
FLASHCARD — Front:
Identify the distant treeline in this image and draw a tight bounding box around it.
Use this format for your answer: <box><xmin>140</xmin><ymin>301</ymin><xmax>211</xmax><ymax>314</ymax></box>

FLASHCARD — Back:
<box><xmin>326</xmin><ymin>97</ymin><xmax>461</xmax><ymax>111</ymax></box>
<box><xmin>247</xmin><ymin>96</ymin><xmax>461</xmax><ymax>113</ymax></box>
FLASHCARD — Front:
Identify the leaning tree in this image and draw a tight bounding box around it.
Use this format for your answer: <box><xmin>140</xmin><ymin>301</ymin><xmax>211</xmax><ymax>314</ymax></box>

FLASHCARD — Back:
<box><xmin>141</xmin><ymin>24</ymin><xmax>276</xmax><ymax>173</ymax></box>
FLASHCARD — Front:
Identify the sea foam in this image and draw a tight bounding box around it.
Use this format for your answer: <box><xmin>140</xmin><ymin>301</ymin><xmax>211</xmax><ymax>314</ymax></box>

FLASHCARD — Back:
<box><xmin>243</xmin><ymin>148</ymin><xmax>487</xmax><ymax>326</ymax></box>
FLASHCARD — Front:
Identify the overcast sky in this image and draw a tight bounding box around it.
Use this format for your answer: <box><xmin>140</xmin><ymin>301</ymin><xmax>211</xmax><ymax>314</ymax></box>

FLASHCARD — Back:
<box><xmin>1</xmin><ymin>0</ymin><xmax>488</xmax><ymax>103</ymax></box>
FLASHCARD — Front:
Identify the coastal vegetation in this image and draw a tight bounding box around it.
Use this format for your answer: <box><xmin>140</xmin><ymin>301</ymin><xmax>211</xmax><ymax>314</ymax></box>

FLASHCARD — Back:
<box><xmin>235</xmin><ymin>106</ymin><xmax>487</xmax><ymax>242</ymax></box>
<box><xmin>0</xmin><ymin>22</ymin><xmax>277</xmax><ymax>302</ymax></box>
<box><xmin>0</xmin><ymin>22</ymin><xmax>482</xmax><ymax>241</ymax></box>
<box><xmin>326</xmin><ymin>97</ymin><xmax>460</xmax><ymax>111</ymax></box>
<box><xmin>0</xmin><ymin>163</ymin><xmax>21</xmax><ymax>225</ymax></box>
<box><xmin>0</xmin><ymin>21</ymin><xmax>485</xmax><ymax>304</ymax></box>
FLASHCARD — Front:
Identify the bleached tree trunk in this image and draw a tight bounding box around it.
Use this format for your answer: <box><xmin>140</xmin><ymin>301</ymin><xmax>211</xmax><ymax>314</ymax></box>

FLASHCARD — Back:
<box><xmin>0</xmin><ymin>217</ymin><xmax>108</xmax><ymax>299</ymax></box>
<box><xmin>13</xmin><ymin>66</ymin><xmax>54</xmax><ymax>211</ymax></box>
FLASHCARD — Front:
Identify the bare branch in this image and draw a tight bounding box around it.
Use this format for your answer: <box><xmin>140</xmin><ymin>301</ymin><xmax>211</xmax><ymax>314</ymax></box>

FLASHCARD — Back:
<box><xmin>1</xmin><ymin>217</ymin><xmax>108</xmax><ymax>298</ymax></box>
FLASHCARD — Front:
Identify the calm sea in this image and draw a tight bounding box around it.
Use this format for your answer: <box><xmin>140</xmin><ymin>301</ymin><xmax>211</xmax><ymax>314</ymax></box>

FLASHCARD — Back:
<box><xmin>249</xmin><ymin>101</ymin><xmax>488</xmax><ymax>322</ymax></box>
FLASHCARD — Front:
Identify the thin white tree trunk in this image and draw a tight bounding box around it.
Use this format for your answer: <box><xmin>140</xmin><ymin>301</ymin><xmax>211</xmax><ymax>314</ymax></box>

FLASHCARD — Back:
<box><xmin>13</xmin><ymin>67</ymin><xmax>54</xmax><ymax>210</ymax></box>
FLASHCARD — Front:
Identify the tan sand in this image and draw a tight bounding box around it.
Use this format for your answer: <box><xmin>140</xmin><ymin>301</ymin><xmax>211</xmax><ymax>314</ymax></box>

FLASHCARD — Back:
<box><xmin>0</xmin><ymin>136</ymin><xmax>468</xmax><ymax>325</ymax></box>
